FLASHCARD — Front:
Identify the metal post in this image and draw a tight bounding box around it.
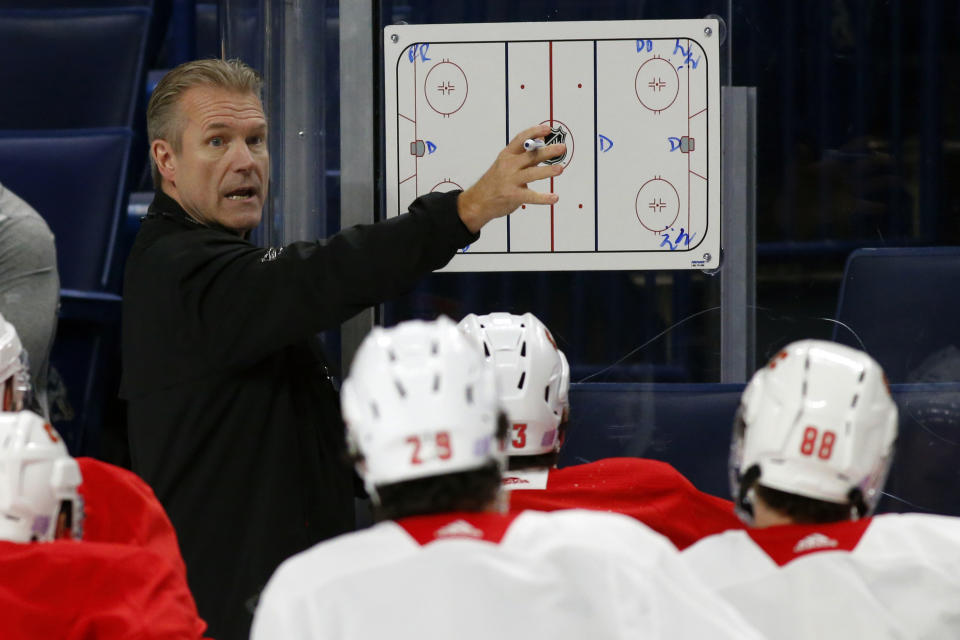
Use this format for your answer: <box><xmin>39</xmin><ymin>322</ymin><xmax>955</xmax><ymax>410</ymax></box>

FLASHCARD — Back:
<box><xmin>720</xmin><ymin>86</ymin><xmax>757</xmax><ymax>382</ymax></box>
<box><xmin>339</xmin><ymin>0</ymin><xmax>376</xmax><ymax>374</ymax></box>
<box><xmin>279</xmin><ymin>1</ymin><xmax>325</xmax><ymax>245</ymax></box>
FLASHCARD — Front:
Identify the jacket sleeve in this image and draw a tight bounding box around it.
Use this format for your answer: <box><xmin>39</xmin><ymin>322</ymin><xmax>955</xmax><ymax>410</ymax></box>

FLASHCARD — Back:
<box><xmin>156</xmin><ymin>190</ymin><xmax>476</xmax><ymax>367</ymax></box>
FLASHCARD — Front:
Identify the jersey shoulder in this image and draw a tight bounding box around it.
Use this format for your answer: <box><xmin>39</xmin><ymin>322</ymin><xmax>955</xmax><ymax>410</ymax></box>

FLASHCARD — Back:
<box><xmin>508</xmin><ymin>508</ymin><xmax>676</xmax><ymax>558</ymax></box>
<box><xmin>263</xmin><ymin>521</ymin><xmax>416</xmax><ymax>598</ymax></box>
<box><xmin>76</xmin><ymin>458</ymin><xmax>187</xmax><ymax>575</ymax></box>
<box><xmin>860</xmin><ymin>513</ymin><xmax>960</xmax><ymax>557</ymax></box>
<box><xmin>550</xmin><ymin>457</ymin><xmax>692</xmax><ymax>488</ymax></box>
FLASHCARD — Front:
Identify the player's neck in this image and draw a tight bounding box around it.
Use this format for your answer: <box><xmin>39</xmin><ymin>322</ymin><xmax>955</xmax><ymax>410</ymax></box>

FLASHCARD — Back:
<box><xmin>752</xmin><ymin>498</ymin><xmax>797</xmax><ymax>528</ymax></box>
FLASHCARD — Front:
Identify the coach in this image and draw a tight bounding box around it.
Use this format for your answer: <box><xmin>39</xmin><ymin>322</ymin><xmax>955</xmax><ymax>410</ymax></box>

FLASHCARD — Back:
<box><xmin>119</xmin><ymin>58</ymin><xmax>563</xmax><ymax>640</ymax></box>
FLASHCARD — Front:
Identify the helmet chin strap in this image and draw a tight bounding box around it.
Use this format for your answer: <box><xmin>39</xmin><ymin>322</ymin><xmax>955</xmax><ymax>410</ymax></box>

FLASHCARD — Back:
<box><xmin>736</xmin><ymin>465</ymin><xmax>762</xmax><ymax>523</ymax></box>
<box><xmin>365</xmin><ymin>482</ymin><xmax>382</xmax><ymax>507</ymax></box>
<box><xmin>847</xmin><ymin>487</ymin><xmax>867</xmax><ymax>521</ymax></box>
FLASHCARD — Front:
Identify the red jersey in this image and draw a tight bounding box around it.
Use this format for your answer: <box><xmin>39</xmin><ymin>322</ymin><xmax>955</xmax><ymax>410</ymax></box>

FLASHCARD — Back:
<box><xmin>77</xmin><ymin>458</ymin><xmax>186</xmax><ymax>578</ymax></box>
<box><xmin>0</xmin><ymin>539</ymin><xmax>207</xmax><ymax>639</ymax></box>
<box><xmin>506</xmin><ymin>457</ymin><xmax>743</xmax><ymax>549</ymax></box>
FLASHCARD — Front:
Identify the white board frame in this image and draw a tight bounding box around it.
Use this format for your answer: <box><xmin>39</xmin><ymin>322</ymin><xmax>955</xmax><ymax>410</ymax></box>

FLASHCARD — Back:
<box><xmin>384</xmin><ymin>19</ymin><xmax>721</xmax><ymax>271</ymax></box>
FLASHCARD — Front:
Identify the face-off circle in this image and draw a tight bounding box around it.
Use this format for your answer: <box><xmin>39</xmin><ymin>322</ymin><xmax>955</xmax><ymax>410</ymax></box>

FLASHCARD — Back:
<box><xmin>635</xmin><ymin>56</ymin><xmax>680</xmax><ymax>114</ymax></box>
<box><xmin>538</xmin><ymin>119</ymin><xmax>575</xmax><ymax>169</ymax></box>
<box><xmin>431</xmin><ymin>179</ymin><xmax>463</xmax><ymax>192</ymax></box>
<box><xmin>424</xmin><ymin>60</ymin><xmax>469</xmax><ymax>116</ymax></box>
<box><xmin>635</xmin><ymin>177</ymin><xmax>680</xmax><ymax>232</ymax></box>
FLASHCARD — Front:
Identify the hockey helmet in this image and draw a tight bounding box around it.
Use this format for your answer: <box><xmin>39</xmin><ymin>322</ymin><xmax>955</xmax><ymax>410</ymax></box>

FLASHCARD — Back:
<box><xmin>730</xmin><ymin>340</ymin><xmax>897</xmax><ymax>523</ymax></box>
<box><xmin>459</xmin><ymin>312</ymin><xmax>569</xmax><ymax>456</ymax></box>
<box><xmin>0</xmin><ymin>411</ymin><xmax>83</xmax><ymax>542</ymax></box>
<box><xmin>342</xmin><ymin>317</ymin><xmax>503</xmax><ymax>500</ymax></box>
<box><xmin>0</xmin><ymin>314</ymin><xmax>29</xmax><ymax>411</ymax></box>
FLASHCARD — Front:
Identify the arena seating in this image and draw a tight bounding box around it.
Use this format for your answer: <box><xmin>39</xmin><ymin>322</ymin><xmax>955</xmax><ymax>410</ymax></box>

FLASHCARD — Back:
<box><xmin>0</xmin><ymin>5</ymin><xmax>161</xmax><ymax>458</ymax></box>
<box><xmin>833</xmin><ymin>247</ymin><xmax>960</xmax><ymax>383</ymax></box>
<box><xmin>0</xmin><ymin>8</ymin><xmax>150</xmax><ymax>129</ymax></box>
<box><xmin>563</xmin><ymin>382</ymin><xmax>960</xmax><ymax>518</ymax></box>
<box><xmin>561</xmin><ymin>383</ymin><xmax>740</xmax><ymax>495</ymax></box>
<box><xmin>0</xmin><ymin>130</ymin><xmax>133</xmax><ymax>293</ymax></box>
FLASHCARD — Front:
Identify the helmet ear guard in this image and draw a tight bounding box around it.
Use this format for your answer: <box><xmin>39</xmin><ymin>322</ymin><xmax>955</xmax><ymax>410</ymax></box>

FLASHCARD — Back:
<box><xmin>729</xmin><ymin>403</ymin><xmax>759</xmax><ymax>523</ymax></box>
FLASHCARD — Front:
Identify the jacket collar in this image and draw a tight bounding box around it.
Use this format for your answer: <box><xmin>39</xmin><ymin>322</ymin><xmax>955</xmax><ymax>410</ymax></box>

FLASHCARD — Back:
<box><xmin>146</xmin><ymin>189</ymin><xmax>244</xmax><ymax>237</ymax></box>
<box><xmin>146</xmin><ymin>189</ymin><xmax>202</xmax><ymax>225</ymax></box>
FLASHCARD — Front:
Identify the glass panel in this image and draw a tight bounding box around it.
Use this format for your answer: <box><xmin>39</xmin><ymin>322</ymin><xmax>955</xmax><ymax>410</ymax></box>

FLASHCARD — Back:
<box><xmin>372</xmin><ymin>0</ymin><xmax>960</xmax><ymax>384</ymax></box>
<box><xmin>728</xmin><ymin>0</ymin><xmax>959</xmax><ymax>381</ymax></box>
<box><xmin>377</xmin><ymin>1</ymin><xmax>731</xmax><ymax>383</ymax></box>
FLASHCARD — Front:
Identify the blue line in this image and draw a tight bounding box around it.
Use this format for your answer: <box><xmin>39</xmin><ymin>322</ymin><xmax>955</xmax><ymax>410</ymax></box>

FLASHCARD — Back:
<box><xmin>593</xmin><ymin>40</ymin><xmax>599</xmax><ymax>251</ymax></box>
<box><xmin>505</xmin><ymin>41</ymin><xmax>511</xmax><ymax>253</ymax></box>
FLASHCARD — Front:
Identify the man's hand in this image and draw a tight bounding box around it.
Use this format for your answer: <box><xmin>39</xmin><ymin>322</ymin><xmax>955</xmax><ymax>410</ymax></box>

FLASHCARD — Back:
<box><xmin>457</xmin><ymin>123</ymin><xmax>566</xmax><ymax>233</ymax></box>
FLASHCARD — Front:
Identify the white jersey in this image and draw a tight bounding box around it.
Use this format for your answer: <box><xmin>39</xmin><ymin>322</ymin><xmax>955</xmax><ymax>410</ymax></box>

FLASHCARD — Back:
<box><xmin>683</xmin><ymin>513</ymin><xmax>960</xmax><ymax>640</ymax></box>
<box><xmin>252</xmin><ymin>509</ymin><xmax>761</xmax><ymax>640</ymax></box>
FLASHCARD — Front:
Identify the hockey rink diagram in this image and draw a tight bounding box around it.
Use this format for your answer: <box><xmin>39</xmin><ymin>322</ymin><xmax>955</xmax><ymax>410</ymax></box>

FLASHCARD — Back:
<box><xmin>384</xmin><ymin>20</ymin><xmax>721</xmax><ymax>271</ymax></box>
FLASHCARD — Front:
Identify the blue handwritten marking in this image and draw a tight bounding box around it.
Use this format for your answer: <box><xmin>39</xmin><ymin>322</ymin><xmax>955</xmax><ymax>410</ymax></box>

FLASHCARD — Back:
<box><xmin>408</xmin><ymin>43</ymin><xmax>431</xmax><ymax>63</ymax></box>
<box><xmin>673</xmin><ymin>39</ymin><xmax>701</xmax><ymax>70</ymax></box>
<box><xmin>635</xmin><ymin>39</ymin><xmax>653</xmax><ymax>53</ymax></box>
<box><xmin>668</xmin><ymin>137</ymin><xmax>682</xmax><ymax>152</ymax></box>
<box><xmin>659</xmin><ymin>227</ymin><xmax>698</xmax><ymax>251</ymax></box>
<box><xmin>460</xmin><ymin>244</ymin><xmax>471</xmax><ymax>253</ymax></box>
<box><xmin>598</xmin><ymin>134</ymin><xmax>614</xmax><ymax>152</ymax></box>
<box><xmin>426</xmin><ymin>141</ymin><xmax>437</xmax><ymax>154</ymax></box>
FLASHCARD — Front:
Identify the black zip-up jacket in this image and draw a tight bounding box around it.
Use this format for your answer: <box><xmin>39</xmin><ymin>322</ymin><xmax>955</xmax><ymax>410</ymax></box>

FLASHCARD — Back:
<box><xmin>120</xmin><ymin>189</ymin><xmax>476</xmax><ymax>640</ymax></box>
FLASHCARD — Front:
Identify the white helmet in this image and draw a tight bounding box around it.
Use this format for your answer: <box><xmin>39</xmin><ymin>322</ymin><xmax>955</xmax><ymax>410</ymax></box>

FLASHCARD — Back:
<box><xmin>342</xmin><ymin>317</ymin><xmax>503</xmax><ymax>500</ymax></box>
<box><xmin>0</xmin><ymin>411</ymin><xmax>83</xmax><ymax>542</ymax></box>
<box><xmin>730</xmin><ymin>340</ymin><xmax>897</xmax><ymax>523</ymax></box>
<box><xmin>0</xmin><ymin>314</ymin><xmax>29</xmax><ymax>411</ymax></box>
<box><xmin>458</xmin><ymin>312</ymin><xmax>569</xmax><ymax>456</ymax></box>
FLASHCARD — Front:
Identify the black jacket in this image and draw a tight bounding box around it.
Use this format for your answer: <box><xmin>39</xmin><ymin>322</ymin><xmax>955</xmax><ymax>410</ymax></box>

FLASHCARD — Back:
<box><xmin>120</xmin><ymin>189</ymin><xmax>476</xmax><ymax>640</ymax></box>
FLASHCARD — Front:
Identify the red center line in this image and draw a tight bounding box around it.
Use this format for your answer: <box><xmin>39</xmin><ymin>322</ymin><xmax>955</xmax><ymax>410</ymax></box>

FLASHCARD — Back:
<box><xmin>414</xmin><ymin>49</ymin><xmax>418</xmax><ymax>196</ymax></box>
<box><xmin>549</xmin><ymin>41</ymin><xmax>554</xmax><ymax>252</ymax></box>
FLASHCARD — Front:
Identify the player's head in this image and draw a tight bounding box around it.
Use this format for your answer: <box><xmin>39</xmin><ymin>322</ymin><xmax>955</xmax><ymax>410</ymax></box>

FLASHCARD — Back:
<box><xmin>342</xmin><ymin>316</ymin><xmax>506</xmax><ymax>518</ymax></box>
<box><xmin>458</xmin><ymin>312</ymin><xmax>569</xmax><ymax>467</ymax></box>
<box><xmin>730</xmin><ymin>340</ymin><xmax>897</xmax><ymax>526</ymax></box>
<box><xmin>0</xmin><ymin>411</ymin><xmax>83</xmax><ymax>542</ymax></box>
<box><xmin>0</xmin><ymin>313</ymin><xmax>30</xmax><ymax>412</ymax></box>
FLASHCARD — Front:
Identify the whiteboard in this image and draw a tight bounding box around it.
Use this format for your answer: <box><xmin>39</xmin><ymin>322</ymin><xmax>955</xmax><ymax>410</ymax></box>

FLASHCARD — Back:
<box><xmin>383</xmin><ymin>19</ymin><xmax>721</xmax><ymax>271</ymax></box>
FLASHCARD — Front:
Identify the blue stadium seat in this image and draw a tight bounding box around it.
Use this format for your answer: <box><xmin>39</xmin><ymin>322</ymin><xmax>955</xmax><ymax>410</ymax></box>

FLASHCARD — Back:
<box><xmin>0</xmin><ymin>8</ymin><xmax>150</xmax><ymax>129</ymax></box>
<box><xmin>561</xmin><ymin>383</ymin><xmax>743</xmax><ymax>497</ymax></box>
<box><xmin>880</xmin><ymin>383</ymin><xmax>960</xmax><ymax>516</ymax></box>
<box><xmin>0</xmin><ymin>0</ymin><xmax>151</xmax><ymax>5</ymax></box>
<box><xmin>832</xmin><ymin>247</ymin><xmax>960</xmax><ymax>383</ymax></box>
<box><xmin>564</xmin><ymin>382</ymin><xmax>960</xmax><ymax>517</ymax></box>
<box><xmin>0</xmin><ymin>128</ymin><xmax>133</xmax><ymax>457</ymax></box>
<box><xmin>0</xmin><ymin>129</ymin><xmax>133</xmax><ymax>292</ymax></box>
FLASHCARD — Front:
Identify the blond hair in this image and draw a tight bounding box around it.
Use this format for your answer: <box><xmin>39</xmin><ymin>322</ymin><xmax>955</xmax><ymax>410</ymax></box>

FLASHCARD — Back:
<box><xmin>146</xmin><ymin>58</ymin><xmax>263</xmax><ymax>188</ymax></box>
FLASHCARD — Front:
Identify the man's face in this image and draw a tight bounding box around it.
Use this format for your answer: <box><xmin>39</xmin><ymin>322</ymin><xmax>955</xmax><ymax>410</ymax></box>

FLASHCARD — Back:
<box><xmin>159</xmin><ymin>85</ymin><xmax>269</xmax><ymax>234</ymax></box>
